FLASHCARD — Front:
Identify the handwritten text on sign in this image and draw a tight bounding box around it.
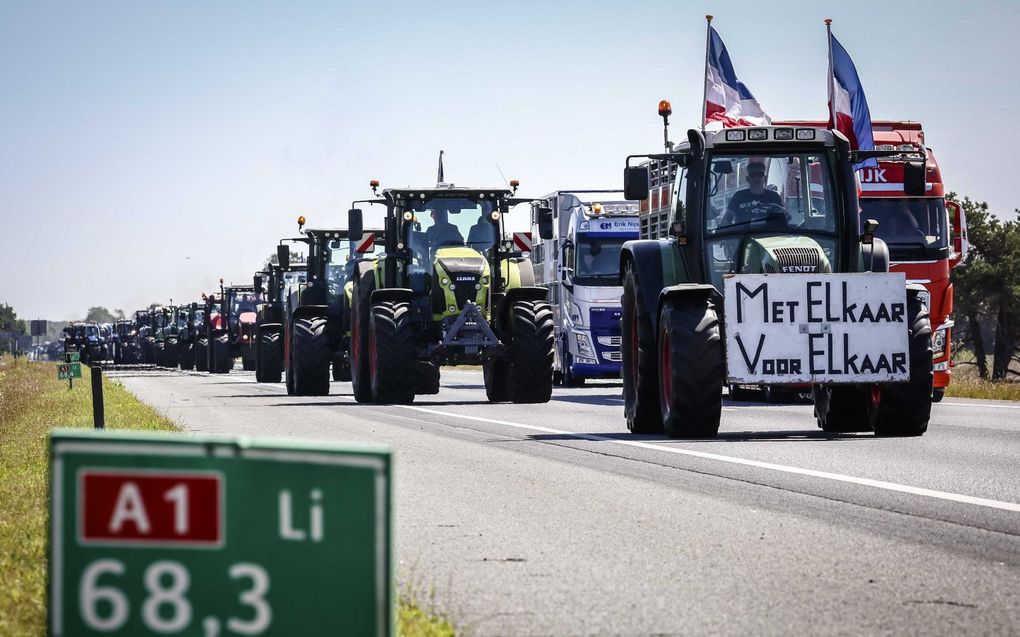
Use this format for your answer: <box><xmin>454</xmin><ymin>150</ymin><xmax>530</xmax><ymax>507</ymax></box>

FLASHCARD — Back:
<box><xmin>723</xmin><ymin>273</ymin><xmax>910</xmax><ymax>384</ymax></box>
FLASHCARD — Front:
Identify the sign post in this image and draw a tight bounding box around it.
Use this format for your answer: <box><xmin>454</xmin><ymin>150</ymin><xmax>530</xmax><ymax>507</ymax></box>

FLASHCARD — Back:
<box><xmin>58</xmin><ymin>354</ymin><xmax>83</xmax><ymax>389</ymax></box>
<box><xmin>49</xmin><ymin>430</ymin><xmax>393</xmax><ymax>637</ymax></box>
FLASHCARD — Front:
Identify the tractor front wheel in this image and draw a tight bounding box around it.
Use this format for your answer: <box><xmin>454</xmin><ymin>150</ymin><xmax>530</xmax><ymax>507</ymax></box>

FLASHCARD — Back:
<box><xmin>194</xmin><ymin>338</ymin><xmax>209</xmax><ymax>372</ymax></box>
<box><xmin>211</xmin><ymin>333</ymin><xmax>231</xmax><ymax>374</ymax></box>
<box><xmin>179</xmin><ymin>341</ymin><xmax>195</xmax><ymax>370</ymax></box>
<box><xmin>292</xmin><ymin>317</ymin><xmax>330</xmax><ymax>395</ymax></box>
<box><xmin>369</xmin><ymin>301</ymin><xmax>416</xmax><ymax>404</ymax></box>
<box><xmin>507</xmin><ymin>300</ymin><xmax>554</xmax><ymax>404</ymax></box>
<box><xmin>483</xmin><ymin>359</ymin><xmax>510</xmax><ymax>402</ymax></box>
<box><xmin>258</xmin><ymin>330</ymin><xmax>283</xmax><ymax>383</ymax></box>
<box><xmin>622</xmin><ymin>264</ymin><xmax>660</xmax><ymax>433</ymax></box>
<box><xmin>873</xmin><ymin>292</ymin><xmax>933</xmax><ymax>437</ymax></box>
<box><xmin>657</xmin><ymin>297</ymin><xmax>724</xmax><ymax>438</ymax></box>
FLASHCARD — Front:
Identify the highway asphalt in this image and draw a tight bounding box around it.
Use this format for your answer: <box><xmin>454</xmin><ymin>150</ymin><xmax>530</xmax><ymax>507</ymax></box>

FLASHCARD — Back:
<box><xmin>109</xmin><ymin>366</ymin><xmax>1020</xmax><ymax>636</ymax></box>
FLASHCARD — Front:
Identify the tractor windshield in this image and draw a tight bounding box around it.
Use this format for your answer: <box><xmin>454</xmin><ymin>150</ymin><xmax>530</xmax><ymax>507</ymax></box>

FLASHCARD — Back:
<box><xmin>230</xmin><ymin>293</ymin><xmax>258</xmax><ymax>316</ymax></box>
<box><xmin>702</xmin><ymin>152</ymin><xmax>839</xmax><ymax>289</ymax></box>
<box><xmin>406</xmin><ymin>197</ymin><xmax>497</xmax><ymax>262</ymax></box>
<box><xmin>325</xmin><ymin>239</ymin><xmax>352</xmax><ymax>300</ymax></box>
<box><xmin>859</xmin><ymin>197</ymin><xmax>948</xmax><ymax>260</ymax></box>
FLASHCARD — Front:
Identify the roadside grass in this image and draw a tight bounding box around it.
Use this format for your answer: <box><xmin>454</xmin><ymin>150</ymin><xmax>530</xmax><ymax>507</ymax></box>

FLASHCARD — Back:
<box><xmin>0</xmin><ymin>359</ymin><xmax>458</xmax><ymax>636</ymax></box>
<box><xmin>0</xmin><ymin>360</ymin><xmax>177</xmax><ymax>636</ymax></box>
<box><xmin>946</xmin><ymin>350</ymin><xmax>1020</xmax><ymax>401</ymax></box>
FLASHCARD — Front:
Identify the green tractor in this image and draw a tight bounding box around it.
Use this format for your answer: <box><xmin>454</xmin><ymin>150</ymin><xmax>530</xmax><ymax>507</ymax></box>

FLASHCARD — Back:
<box><xmin>254</xmin><ymin>240</ymin><xmax>310</xmax><ymax>384</ymax></box>
<box><xmin>620</xmin><ymin>115</ymin><xmax>933</xmax><ymax>438</ymax></box>
<box><xmin>346</xmin><ymin>178</ymin><xmax>554</xmax><ymax>404</ymax></box>
<box><xmin>145</xmin><ymin>304</ymin><xmax>180</xmax><ymax>368</ymax></box>
<box><xmin>277</xmin><ymin>218</ymin><xmax>384</xmax><ymax>394</ymax></box>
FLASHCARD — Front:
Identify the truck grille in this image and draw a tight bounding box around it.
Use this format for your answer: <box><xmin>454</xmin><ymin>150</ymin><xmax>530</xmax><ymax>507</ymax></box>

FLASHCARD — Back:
<box><xmin>604</xmin><ymin>351</ymin><xmax>622</xmax><ymax>362</ymax></box>
<box><xmin>597</xmin><ymin>336</ymin><xmax>622</xmax><ymax>347</ymax></box>
<box><xmin>773</xmin><ymin>247</ymin><xmax>820</xmax><ymax>273</ymax></box>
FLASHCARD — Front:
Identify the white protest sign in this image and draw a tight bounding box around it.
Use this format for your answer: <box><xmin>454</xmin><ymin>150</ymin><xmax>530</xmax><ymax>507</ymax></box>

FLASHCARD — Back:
<box><xmin>723</xmin><ymin>273</ymin><xmax>910</xmax><ymax>384</ymax></box>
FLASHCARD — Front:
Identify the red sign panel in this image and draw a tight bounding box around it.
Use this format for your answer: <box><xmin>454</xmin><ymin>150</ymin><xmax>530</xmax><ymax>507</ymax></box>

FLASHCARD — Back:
<box><xmin>79</xmin><ymin>470</ymin><xmax>223</xmax><ymax>546</ymax></box>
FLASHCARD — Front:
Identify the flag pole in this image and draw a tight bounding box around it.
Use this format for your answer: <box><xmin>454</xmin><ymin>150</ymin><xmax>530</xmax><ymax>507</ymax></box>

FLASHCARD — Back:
<box><xmin>701</xmin><ymin>15</ymin><xmax>713</xmax><ymax>132</ymax></box>
<box><xmin>825</xmin><ymin>18</ymin><xmax>835</xmax><ymax>131</ymax></box>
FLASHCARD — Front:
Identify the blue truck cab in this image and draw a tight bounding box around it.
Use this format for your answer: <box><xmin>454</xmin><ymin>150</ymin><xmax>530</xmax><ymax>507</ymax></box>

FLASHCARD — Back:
<box><xmin>531</xmin><ymin>191</ymin><xmax>639</xmax><ymax>385</ymax></box>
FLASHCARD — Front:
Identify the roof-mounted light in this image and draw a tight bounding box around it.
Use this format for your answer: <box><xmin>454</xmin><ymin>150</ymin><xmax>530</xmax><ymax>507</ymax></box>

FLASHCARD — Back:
<box><xmin>774</xmin><ymin>128</ymin><xmax>794</xmax><ymax>141</ymax></box>
<box><xmin>370</xmin><ymin>179</ymin><xmax>380</xmax><ymax>195</ymax></box>
<box><xmin>592</xmin><ymin>203</ymin><xmax>603</xmax><ymax>215</ymax></box>
<box><xmin>658</xmin><ymin>100</ymin><xmax>672</xmax><ymax>118</ymax></box>
<box><xmin>725</xmin><ymin>130</ymin><xmax>746</xmax><ymax>142</ymax></box>
<box><xmin>748</xmin><ymin>128</ymin><xmax>768</xmax><ymax>141</ymax></box>
<box><xmin>795</xmin><ymin>128</ymin><xmax>816</xmax><ymax>141</ymax></box>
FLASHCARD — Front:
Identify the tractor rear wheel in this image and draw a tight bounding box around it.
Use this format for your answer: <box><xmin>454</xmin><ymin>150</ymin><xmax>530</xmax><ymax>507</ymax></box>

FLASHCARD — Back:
<box><xmin>873</xmin><ymin>292</ymin><xmax>933</xmax><ymax>437</ymax></box>
<box><xmin>293</xmin><ymin>317</ymin><xmax>330</xmax><ymax>395</ymax></box>
<box><xmin>258</xmin><ymin>330</ymin><xmax>282</xmax><ymax>383</ymax></box>
<box><xmin>332</xmin><ymin>360</ymin><xmax>351</xmax><ymax>382</ymax></box>
<box><xmin>350</xmin><ymin>272</ymin><xmax>374</xmax><ymax>403</ymax></box>
<box><xmin>143</xmin><ymin>337</ymin><xmax>156</xmax><ymax>364</ymax></box>
<box><xmin>507</xmin><ymin>300</ymin><xmax>554</xmax><ymax>404</ymax></box>
<box><xmin>416</xmin><ymin>362</ymin><xmax>440</xmax><ymax>395</ymax></box>
<box><xmin>622</xmin><ymin>264</ymin><xmax>661</xmax><ymax>433</ymax></box>
<box><xmin>165</xmin><ymin>339</ymin><xmax>179</xmax><ymax>368</ymax></box>
<box><xmin>154</xmin><ymin>341</ymin><xmax>167</xmax><ymax>367</ymax></box>
<box><xmin>657</xmin><ymin>297</ymin><xmax>723</xmax><ymax>438</ymax></box>
<box><xmin>195</xmin><ymin>338</ymin><xmax>209</xmax><ymax>372</ymax></box>
<box><xmin>369</xmin><ymin>301</ymin><xmax>416</xmax><ymax>404</ymax></box>
<box><xmin>211</xmin><ymin>333</ymin><xmax>231</xmax><ymax>373</ymax></box>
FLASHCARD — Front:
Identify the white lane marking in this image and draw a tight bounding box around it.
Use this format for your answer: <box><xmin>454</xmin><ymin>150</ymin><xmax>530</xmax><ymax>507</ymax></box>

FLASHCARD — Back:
<box><xmin>396</xmin><ymin>406</ymin><xmax>1020</xmax><ymax>514</ymax></box>
<box><xmin>941</xmin><ymin>401</ymin><xmax>1020</xmax><ymax>410</ymax></box>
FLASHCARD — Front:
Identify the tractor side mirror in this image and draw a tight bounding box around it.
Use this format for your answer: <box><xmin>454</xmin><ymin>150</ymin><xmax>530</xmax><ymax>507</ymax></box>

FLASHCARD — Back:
<box><xmin>348</xmin><ymin>208</ymin><xmax>364</xmax><ymax>238</ymax></box>
<box><xmin>537</xmin><ymin>206</ymin><xmax>554</xmax><ymax>240</ymax></box>
<box><xmin>253</xmin><ymin>274</ymin><xmax>263</xmax><ymax>292</ymax></box>
<box><xmin>903</xmin><ymin>161</ymin><xmax>926</xmax><ymax>197</ymax></box>
<box><xmin>277</xmin><ymin>244</ymin><xmax>290</xmax><ymax>267</ymax></box>
<box><xmin>947</xmin><ymin>200</ymin><xmax>968</xmax><ymax>267</ymax></box>
<box><xmin>712</xmin><ymin>160</ymin><xmax>733</xmax><ymax>175</ymax></box>
<box><xmin>624</xmin><ymin>166</ymin><xmax>650</xmax><ymax>201</ymax></box>
<box><xmin>861</xmin><ymin>218</ymin><xmax>879</xmax><ymax>245</ymax></box>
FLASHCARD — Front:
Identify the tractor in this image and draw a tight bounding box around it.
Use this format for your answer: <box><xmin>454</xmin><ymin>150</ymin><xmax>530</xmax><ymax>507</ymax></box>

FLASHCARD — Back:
<box><xmin>253</xmin><ymin>243</ymin><xmax>310</xmax><ymax>383</ymax></box>
<box><xmin>619</xmin><ymin>107</ymin><xmax>933</xmax><ymax>438</ymax></box>
<box><xmin>201</xmin><ymin>292</ymin><xmax>233</xmax><ymax>373</ymax></box>
<box><xmin>112</xmin><ymin>319</ymin><xmax>141</xmax><ymax>364</ymax></box>
<box><xmin>175</xmin><ymin>303</ymin><xmax>201</xmax><ymax>370</ymax></box>
<box><xmin>346</xmin><ymin>178</ymin><xmax>554</xmax><ymax>405</ymax></box>
<box><xmin>151</xmin><ymin>305</ymin><xmax>180</xmax><ymax>368</ymax></box>
<box><xmin>277</xmin><ymin>219</ymin><xmax>383</xmax><ymax>394</ymax></box>
<box><xmin>220</xmin><ymin>284</ymin><xmax>261</xmax><ymax>371</ymax></box>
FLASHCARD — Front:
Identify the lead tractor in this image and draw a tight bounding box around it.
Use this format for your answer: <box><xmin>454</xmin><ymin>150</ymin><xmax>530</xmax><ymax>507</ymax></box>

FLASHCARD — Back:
<box><xmin>346</xmin><ymin>178</ymin><xmax>554</xmax><ymax>405</ymax></box>
<box><xmin>620</xmin><ymin>105</ymin><xmax>933</xmax><ymax>438</ymax></box>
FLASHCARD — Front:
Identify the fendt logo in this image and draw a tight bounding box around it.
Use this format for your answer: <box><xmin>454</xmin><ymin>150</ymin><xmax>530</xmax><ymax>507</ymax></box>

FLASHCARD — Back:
<box><xmin>781</xmin><ymin>265</ymin><xmax>818</xmax><ymax>273</ymax></box>
<box><xmin>859</xmin><ymin>168</ymin><xmax>887</xmax><ymax>183</ymax></box>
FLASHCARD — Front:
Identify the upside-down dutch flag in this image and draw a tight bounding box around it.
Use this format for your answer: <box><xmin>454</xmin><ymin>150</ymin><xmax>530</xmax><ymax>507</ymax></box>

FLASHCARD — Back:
<box><xmin>704</xmin><ymin>26</ymin><xmax>771</xmax><ymax>128</ymax></box>
<box><xmin>827</xmin><ymin>34</ymin><xmax>876</xmax><ymax>170</ymax></box>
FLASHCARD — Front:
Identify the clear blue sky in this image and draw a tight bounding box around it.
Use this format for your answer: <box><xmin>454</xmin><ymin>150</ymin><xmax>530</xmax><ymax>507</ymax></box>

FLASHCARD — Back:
<box><xmin>2</xmin><ymin>0</ymin><xmax>1017</xmax><ymax>319</ymax></box>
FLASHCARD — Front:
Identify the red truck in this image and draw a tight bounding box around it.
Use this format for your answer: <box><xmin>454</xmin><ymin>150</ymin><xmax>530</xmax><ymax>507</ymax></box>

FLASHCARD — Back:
<box><xmin>778</xmin><ymin>120</ymin><xmax>968</xmax><ymax>401</ymax></box>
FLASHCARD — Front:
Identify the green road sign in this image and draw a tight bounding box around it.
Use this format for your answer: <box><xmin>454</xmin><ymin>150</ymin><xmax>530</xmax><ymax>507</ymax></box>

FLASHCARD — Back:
<box><xmin>49</xmin><ymin>429</ymin><xmax>392</xmax><ymax>637</ymax></box>
<box><xmin>57</xmin><ymin>362</ymin><xmax>82</xmax><ymax>380</ymax></box>
<box><xmin>66</xmin><ymin>351</ymin><xmax>81</xmax><ymax>363</ymax></box>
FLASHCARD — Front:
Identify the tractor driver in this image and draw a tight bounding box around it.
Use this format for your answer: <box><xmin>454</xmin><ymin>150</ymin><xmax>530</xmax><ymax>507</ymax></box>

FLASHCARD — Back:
<box><xmin>424</xmin><ymin>205</ymin><xmax>465</xmax><ymax>251</ymax></box>
<box><xmin>720</xmin><ymin>161</ymin><xmax>784</xmax><ymax>227</ymax></box>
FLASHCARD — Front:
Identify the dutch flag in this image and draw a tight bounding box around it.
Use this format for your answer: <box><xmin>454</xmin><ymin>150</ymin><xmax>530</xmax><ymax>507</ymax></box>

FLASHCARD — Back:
<box><xmin>704</xmin><ymin>26</ymin><xmax>771</xmax><ymax>129</ymax></box>
<box><xmin>827</xmin><ymin>32</ymin><xmax>877</xmax><ymax>169</ymax></box>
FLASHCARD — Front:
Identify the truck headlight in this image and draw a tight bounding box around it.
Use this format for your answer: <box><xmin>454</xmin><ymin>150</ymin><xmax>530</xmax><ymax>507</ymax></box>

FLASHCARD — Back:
<box><xmin>575</xmin><ymin>331</ymin><xmax>595</xmax><ymax>358</ymax></box>
<box><xmin>932</xmin><ymin>327</ymin><xmax>947</xmax><ymax>359</ymax></box>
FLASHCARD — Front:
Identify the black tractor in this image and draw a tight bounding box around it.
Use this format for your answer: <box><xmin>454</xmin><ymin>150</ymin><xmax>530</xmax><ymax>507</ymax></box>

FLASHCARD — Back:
<box><xmin>253</xmin><ymin>246</ymin><xmax>307</xmax><ymax>383</ymax></box>
<box><xmin>278</xmin><ymin>218</ymin><xmax>383</xmax><ymax>395</ymax></box>
<box><xmin>346</xmin><ymin>178</ymin><xmax>554</xmax><ymax>405</ymax></box>
<box><xmin>202</xmin><ymin>293</ymin><xmax>233</xmax><ymax>373</ymax></box>
<box><xmin>112</xmin><ymin>319</ymin><xmax>141</xmax><ymax>364</ymax></box>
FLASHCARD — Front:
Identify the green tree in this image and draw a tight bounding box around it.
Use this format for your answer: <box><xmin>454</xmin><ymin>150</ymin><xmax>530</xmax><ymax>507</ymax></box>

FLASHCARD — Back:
<box><xmin>85</xmin><ymin>306</ymin><xmax>116</xmax><ymax>323</ymax></box>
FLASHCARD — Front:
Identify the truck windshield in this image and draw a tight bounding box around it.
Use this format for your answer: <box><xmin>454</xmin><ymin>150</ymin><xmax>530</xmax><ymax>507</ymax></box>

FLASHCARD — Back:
<box><xmin>703</xmin><ymin>152</ymin><xmax>839</xmax><ymax>289</ymax></box>
<box><xmin>406</xmin><ymin>197</ymin><xmax>496</xmax><ymax>263</ymax></box>
<box><xmin>859</xmin><ymin>197</ymin><xmax>948</xmax><ymax>260</ymax></box>
<box><xmin>574</xmin><ymin>236</ymin><xmax>626</xmax><ymax>283</ymax></box>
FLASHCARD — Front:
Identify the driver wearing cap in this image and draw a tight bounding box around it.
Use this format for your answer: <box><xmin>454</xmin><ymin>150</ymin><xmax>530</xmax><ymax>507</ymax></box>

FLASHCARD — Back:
<box><xmin>722</xmin><ymin>161</ymin><xmax>784</xmax><ymax>226</ymax></box>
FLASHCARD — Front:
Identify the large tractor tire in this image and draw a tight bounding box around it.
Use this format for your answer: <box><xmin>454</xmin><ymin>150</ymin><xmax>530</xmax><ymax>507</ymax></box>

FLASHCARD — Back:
<box><xmin>657</xmin><ymin>297</ymin><xmax>724</xmax><ymax>438</ymax></box>
<box><xmin>179</xmin><ymin>341</ymin><xmax>195</xmax><ymax>370</ymax></box>
<box><xmin>507</xmin><ymin>300</ymin><xmax>554</xmax><ymax>404</ymax></box>
<box><xmin>143</xmin><ymin>337</ymin><xmax>156</xmax><ymax>365</ymax></box>
<box><xmin>872</xmin><ymin>293</ymin><xmax>933</xmax><ymax>437</ymax></box>
<box><xmin>154</xmin><ymin>341</ymin><xmax>167</xmax><ymax>367</ymax></box>
<box><xmin>813</xmin><ymin>385</ymin><xmax>873</xmax><ymax>433</ymax></box>
<box><xmin>332</xmin><ymin>359</ymin><xmax>351</xmax><ymax>382</ymax></box>
<box><xmin>292</xmin><ymin>317</ymin><xmax>331</xmax><ymax>396</ymax></box>
<box><xmin>257</xmin><ymin>330</ymin><xmax>283</xmax><ymax>383</ymax></box>
<box><xmin>194</xmin><ymin>337</ymin><xmax>209</xmax><ymax>372</ymax></box>
<box><xmin>621</xmin><ymin>264</ymin><xmax>661</xmax><ymax>433</ymax></box>
<box><xmin>211</xmin><ymin>333</ymin><xmax>232</xmax><ymax>374</ymax></box>
<box><xmin>416</xmin><ymin>361</ymin><xmax>440</xmax><ymax>395</ymax></box>
<box><xmin>483</xmin><ymin>359</ymin><xmax>511</xmax><ymax>402</ymax></box>
<box><xmin>241</xmin><ymin>348</ymin><xmax>257</xmax><ymax>372</ymax></box>
<box><xmin>369</xmin><ymin>301</ymin><xmax>416</xmax><ymax>404</ymax></box>
<box><xmin>164</xmin><ymin>338</ymin><xmax>180</xmax><ymax>368</ymax></box>
<box><xmin>350</xmin><ymin>271</ymin><xmax>374</xmax><ymax>403</ymax></box>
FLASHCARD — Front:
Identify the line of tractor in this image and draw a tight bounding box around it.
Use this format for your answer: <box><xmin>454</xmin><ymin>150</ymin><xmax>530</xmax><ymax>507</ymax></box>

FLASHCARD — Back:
<box><xmin>64</xmin><ymin>110</ymin><xmax>966</xmax><ymax>439</ymax></box>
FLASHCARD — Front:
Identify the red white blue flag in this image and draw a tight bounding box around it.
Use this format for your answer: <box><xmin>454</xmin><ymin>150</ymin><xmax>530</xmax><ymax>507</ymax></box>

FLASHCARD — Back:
<box><xmin>704</xmin><ymin>26</ymin><xmax>771</xmax><ymax>128</ymax></box>
<box><xmin>827</xmin><ymin>33</ymin><xmax>876</xmax><ymax>169</ymax></box>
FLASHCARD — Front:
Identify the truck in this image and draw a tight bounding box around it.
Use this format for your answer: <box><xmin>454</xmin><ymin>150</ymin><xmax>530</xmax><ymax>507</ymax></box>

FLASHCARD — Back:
<box><xmin>621</xmin><ymin>105</ymin><xmax>933</xmax><ymax>438</ymax></box>
<box><xmin>346</xmin><ymin>178</ymin><xmax>554</xmax><ymax>405</ymax></box>
<box><xmin>777</xmin><ymin>120</ymin><xmax>967</xmax><ymax>402</ymax></box>
<box><xmin>530</xmin><ymin>191</ymin><xmax>639</xmax><ymax>385</ymax></box>
<box><xmin>277</xmin><ymin>219</ymin><xmax>383</xmax><ymax>394</ymax></box>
